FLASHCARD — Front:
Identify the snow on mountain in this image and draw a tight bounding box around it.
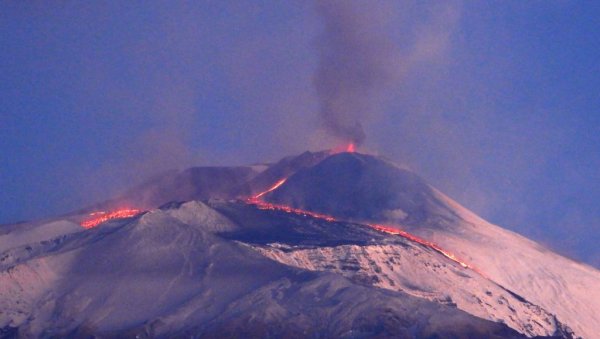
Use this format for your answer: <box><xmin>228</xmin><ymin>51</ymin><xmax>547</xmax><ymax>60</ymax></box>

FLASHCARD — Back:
<box><xmin>0</xmin><ymin>201</ymin><xmax>535</xmax><ymax>338</ymax></box>
<box><xmin>263</xmin><ymin>152</ymin><xmax>600</xmax><ymax>338</ymax></box>
<box><xmin>209</xmin><ymin>201</ymin><xmax>574</xmax><ymax>337</ymax></box>
<box><xmin>253</xmin><ymin>243</ymin><xmax>565</xmax><ymax>337</ymax></box>
<box><xmin>0</xmin><ymin>220</ymin><xmax>82</xmax><ymax>254</ymax></box>
<box><xmin>1</xmin><ymin>150</ymin><xmax>596</xmax><ymax>338</ymax></box>
<box><xmin>423</xmin><ymin>191</ymin><xmax>600</xmax><ymax>339</ymax></box>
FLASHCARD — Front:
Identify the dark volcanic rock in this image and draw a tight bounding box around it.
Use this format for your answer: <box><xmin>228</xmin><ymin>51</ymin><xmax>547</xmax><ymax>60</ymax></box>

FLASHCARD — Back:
<box><xmin>248</xmin><ymin>150</ymin><xmax>331</xmax><ymax>195</ymax></box>
<box><xmin>265</xmin><ymin>152</ymin><xmax>461</xmax><ymax>228</ymax></box>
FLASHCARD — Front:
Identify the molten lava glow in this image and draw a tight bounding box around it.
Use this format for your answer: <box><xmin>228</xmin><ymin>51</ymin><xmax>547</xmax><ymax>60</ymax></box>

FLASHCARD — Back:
<box><xmin>331</xmin><ymin>142</ymin><xmax>356</xmax><ymax>154</ymax></box>
<box><xmin>81</xmin><ymin>209</ymin><xmax>142</xmax><ymax>229</ymax></box>
<box><xmin>367</xmin><ymin>224</ymin><xmax>486</xmax><ymax>276</ymax></box>
<box><xmin>252</xmin><ymin>199</ymin><xmax>337</xmax><ymax>222</ymax></box>
<box><xmin>247</xmin><ymin>178</ymin><xmax>485</xmax><ymax>277</ymax></box>
<box><xmin>251</xmin><ymin>178</ymin><xmax>287</xmax><ymax>201</ymax></box>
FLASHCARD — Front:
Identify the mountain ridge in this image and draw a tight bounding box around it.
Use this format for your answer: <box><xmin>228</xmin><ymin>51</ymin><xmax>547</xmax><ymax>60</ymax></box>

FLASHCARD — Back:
<box><xmin>1</xmin><ymin>150</ymin><xmax>595</xmax><ymax>338</ymax></box>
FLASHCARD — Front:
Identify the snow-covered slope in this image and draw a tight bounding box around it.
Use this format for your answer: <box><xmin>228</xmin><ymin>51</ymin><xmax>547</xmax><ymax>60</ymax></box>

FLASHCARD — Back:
<box><xmin>212</xmin><ymin>201</ymin><xmax>576</xmax><ymax>337</ymax></box>
<box><xmin>0</xmin><ymin>201</ymin><xmax>535</xmax><ymax>338</ymax></box>
<box><xmin>0</xmin><ymin>220</ymin><xmax>82</xmax><ymax>254</ymax></box>
<box><xmin>254</xmin><ymin>243</ymin><xmax>565</xmax><ymax>337</ymax></box>
<box><xmin>1</xmin><ymin>150</ymin><xmax>594</xmax><ymax>338</ymax></box>
<box><xmin>263</xmin><ymin>152</ymin><xmax>600</xmax><ymax>338</ymax></box>
<box><xmin>423</xmin><ymin>190</ymin><xmax>600</xmax><ymax>339</ymax></box>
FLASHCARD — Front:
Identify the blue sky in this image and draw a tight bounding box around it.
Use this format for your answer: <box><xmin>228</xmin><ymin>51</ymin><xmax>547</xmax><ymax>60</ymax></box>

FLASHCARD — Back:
<box><xmin>1</xmin><ymin>1</ymin><xmax>599</xmax><ymax>266</ymax></box>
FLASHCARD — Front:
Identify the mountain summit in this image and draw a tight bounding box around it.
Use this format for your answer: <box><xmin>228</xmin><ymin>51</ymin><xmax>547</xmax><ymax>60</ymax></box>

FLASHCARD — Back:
<box><xmin>265</xmin><ymin>152</ymin><xmax>461</xmax><ymax>228</ymax></box>
<box><xmin>1</xmin><ymin>150</ymin><xmax>597</xmax><ymax>338</ymax></box>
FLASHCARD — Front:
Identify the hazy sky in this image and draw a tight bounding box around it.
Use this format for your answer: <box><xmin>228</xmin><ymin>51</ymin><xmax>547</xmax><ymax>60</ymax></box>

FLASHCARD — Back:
<box><xmin>1</xmin><ymin>1</ymin><xmax>599</xmax><ymax>267</ymax></box>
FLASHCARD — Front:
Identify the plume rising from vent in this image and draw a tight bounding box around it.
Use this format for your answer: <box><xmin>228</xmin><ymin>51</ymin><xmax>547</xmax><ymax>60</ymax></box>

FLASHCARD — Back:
<box><xmin>314</xmin><ymin>0</ymin><xmax>396</xmax><ymax>147</ymax></box>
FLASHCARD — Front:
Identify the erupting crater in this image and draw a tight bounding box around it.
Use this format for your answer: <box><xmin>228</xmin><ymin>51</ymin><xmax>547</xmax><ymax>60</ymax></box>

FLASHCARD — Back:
<box><xmin>331</xmin><ymin>142</ymin><xmax>356</xmax><ymax>154</ymax></box>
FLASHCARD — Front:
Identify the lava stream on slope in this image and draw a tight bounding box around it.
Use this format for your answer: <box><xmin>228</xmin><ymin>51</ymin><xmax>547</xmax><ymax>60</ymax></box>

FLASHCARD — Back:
<box><xmin>247</xmin><ymin>177</ymin><xmax>486</xmax><ymax>277</ymax></box>
<box><xmin>81</xmin><ymin>208</ymin><xmax>142</xmax><ymax>229</ymax></box>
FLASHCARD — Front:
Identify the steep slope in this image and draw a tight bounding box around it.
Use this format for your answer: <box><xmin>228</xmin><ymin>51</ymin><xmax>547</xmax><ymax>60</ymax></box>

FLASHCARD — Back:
<box><xmin>1</xmin><ymin>150</ymin><xmax>593</xmax><ymax>338</ymax></box>
<box><xmin>190</xmin><ymin>273</ymin><xmax>530</xmax><ymax>339</ymax></box>
<box><xmin>0</xmin><ymin>201</ymin><xmax>534</xmax><ymax>338</ymax></box>
<box><xmin>266</xmin><ymin>152</ymin><xmax>460</xmax><ymax>228</ymax></box>
<box><xmin>263</xmin><ymin>152</ymin><xmax>600</xmax><ymax>338</ymax></box>
<box><xmin>254</xmin><ymin>244</ymin><xmax>567</xmax><ymax>338</ymax></box>
<box><xmin>422</xmin><ymin>192</ymin><xmax>600</xmax><ymax>339</ymax></box>
<box><xmin>0</xmin><ymin>220</ymin><xmax>82</xmax><ymax>254</ymax></box>
<box><xmin>248</xmin><ymin>150</ymin><xmax>331</xmax><ymax>195</ymax></box>
<box><xmin>211</xmin><ymin>201</ymin><xmax>571</xmax><ymax>337</ymax></box>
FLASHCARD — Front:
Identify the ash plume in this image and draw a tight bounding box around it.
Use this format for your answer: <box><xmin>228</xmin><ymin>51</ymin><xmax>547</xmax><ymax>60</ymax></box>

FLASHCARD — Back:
<box><xmin>314</xmin><ymin>0</ymin><xmax>397</xmax><ymax>146</ymax></box>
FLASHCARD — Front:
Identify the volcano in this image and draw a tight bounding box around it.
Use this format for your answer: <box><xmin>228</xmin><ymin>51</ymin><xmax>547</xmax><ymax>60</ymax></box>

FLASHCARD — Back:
<box><xmin>264</xmin><ymin>152</ymin><xmax>454</xmax><ymax>227</ymax></box>
<box><xmin>1</xmin><ymin>150</ymin><xmax>598</xmax><ymax>338</ymax></box>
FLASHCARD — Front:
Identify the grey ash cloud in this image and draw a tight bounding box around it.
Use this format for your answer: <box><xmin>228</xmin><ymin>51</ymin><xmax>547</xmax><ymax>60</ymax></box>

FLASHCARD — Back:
<box><xmin>313</xmin><ymin>0</ymin><xmax>397</xmax><ymax>147</ymax></box>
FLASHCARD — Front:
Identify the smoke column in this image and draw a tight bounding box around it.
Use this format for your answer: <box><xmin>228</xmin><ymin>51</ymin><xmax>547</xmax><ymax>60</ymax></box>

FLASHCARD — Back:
<box><xmin>314</xmin><ymin>0</ymin><xmax>396</xmax><ymax>146</ymax></box>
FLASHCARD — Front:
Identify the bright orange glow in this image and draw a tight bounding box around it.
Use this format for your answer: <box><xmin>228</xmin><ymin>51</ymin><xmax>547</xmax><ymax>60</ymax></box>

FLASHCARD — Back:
<box><xmin>246</xmin><ymin>177</ymin><xmax>486</xmax><ymax>277</ymax></box>
<box><xmin>81</xmin><ymin>208</ymin><xmax>142</xmax><ymax>229</ymax></box>
<box><xmin>251</xmin><ymin>199</ymin><xmax>337</xmax><ymax>222</ymax></box>
<box><xmin>250</xmin><ymin>178</ymin><xmax>287</xmax><ymax>202</ymax></box>
<box><xmin>331</xmin><ymin>142</ymin><xmax>356</xmax><ymax>154</ymax></box>
<box><xmin>367</xmin><ymin>224</ymin><xmax>486</xmax><ymax>276</ymax></box>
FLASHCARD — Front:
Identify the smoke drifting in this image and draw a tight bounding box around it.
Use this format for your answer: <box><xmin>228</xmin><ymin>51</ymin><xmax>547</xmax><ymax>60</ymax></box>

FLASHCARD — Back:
<box><xmin>314</xmin><ymin>0</ymin><xmax>397</xmax><ymax>147</ymax></box>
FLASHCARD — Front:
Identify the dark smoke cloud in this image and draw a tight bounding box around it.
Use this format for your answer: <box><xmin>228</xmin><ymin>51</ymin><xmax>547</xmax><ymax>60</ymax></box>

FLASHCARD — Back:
<box><xmin>313</xmin><ymin>0</ymin><xmax>398</xmax><ymax>146</ymax></box>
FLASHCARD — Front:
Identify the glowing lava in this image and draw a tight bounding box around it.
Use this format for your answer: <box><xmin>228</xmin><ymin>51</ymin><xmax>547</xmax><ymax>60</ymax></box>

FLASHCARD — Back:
<box><xmin>247</xmin><ymin>178</ymin><xmax>485</xmax><ymax>276</ymax></box>
<box><xmin>81</xmin><ymin>208</ymin><xmax>142</xmax><ymax>229</ymax></box>
<box><xmin>367</xmin><ymin>224</ymin><xmax>485</xmax><ymax>274</ymax></box>
<box><xmin>331</xmin><ymin>142</ymin><xmax>356</xmax><ymax>154</ymax></box>
<box><xmin>251</xmin><ymin>178</ymin><xmax>287</xmax><ymax>202</ymax></box>
<box><xmin>252</xmin><ymin>199</ymin><xmax>337</xmax><ymax>222</ymax></box>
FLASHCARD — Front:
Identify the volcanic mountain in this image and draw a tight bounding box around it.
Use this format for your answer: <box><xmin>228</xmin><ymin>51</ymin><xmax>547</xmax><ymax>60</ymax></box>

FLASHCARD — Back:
<box><xmin>261</xmin><ymin>152</ymin><xmax>600</xmax><ymax>338</ymax></box>
<box><xmin>1</xmin><ymin>150</ymin><xmax>598</xmax><ymax>338</ymax></box>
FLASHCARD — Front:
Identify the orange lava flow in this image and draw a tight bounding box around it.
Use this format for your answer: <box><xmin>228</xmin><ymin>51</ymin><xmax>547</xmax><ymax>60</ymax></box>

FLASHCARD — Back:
<box><xmin>81</xmin><ymin>209</ymin><xmax>142</xmax><ymax>229</ymax></box>
<box><xmin>251</xmin><ymin>199</ymin><xmax>337</xmax><ymax>222</ymax></box>
<box><xmin>251</xmin><ymin>178</ymin><xmax>287</xmax><ymax>201</ymax></box>
<box><xmin>367</xmin><ymin>224</ymin><xmax>486</xmax><ymax>277</ymax></box>
<box><xmin>247</xmin><ymin>178</ymin><xmax>486</xmax><ymax>277</ymax></box>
